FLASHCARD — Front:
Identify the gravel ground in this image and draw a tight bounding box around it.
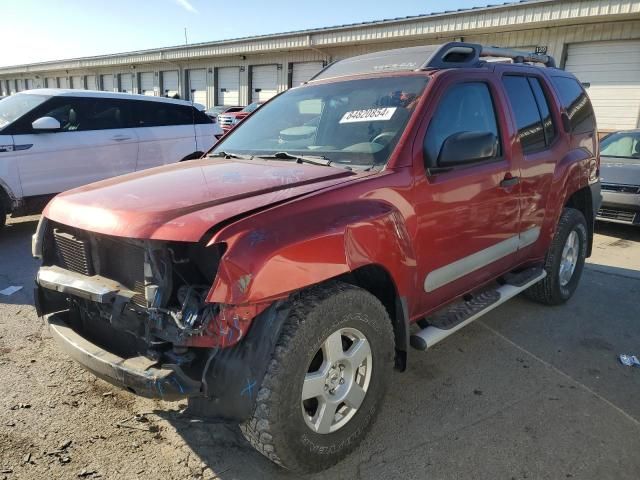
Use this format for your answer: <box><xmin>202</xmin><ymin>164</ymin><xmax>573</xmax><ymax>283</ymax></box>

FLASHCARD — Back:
<box><xmin>1</xmin><ymin>216</ymin><xmax>639</xmax><ymax>480</ymax></box>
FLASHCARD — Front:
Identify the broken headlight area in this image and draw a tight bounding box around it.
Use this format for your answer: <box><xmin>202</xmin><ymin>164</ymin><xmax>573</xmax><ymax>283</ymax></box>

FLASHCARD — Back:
<box><xmin>37</xmin><ymin>221</ymin><xmax>259</xmax><ymax>354</ymax></box>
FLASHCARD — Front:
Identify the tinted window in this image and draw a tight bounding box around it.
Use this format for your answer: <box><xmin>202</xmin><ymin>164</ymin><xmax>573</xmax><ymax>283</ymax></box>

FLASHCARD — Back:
<box><xmin>503</xmin><ymin>76</ymin><xmax>546</xmax><ymax>153</ymax></box>
<box><xmin>133</xmin><ymin>101</ymin><xmax>197</xmax><ymax>127</ymax></box>
<box><xmin>424</xmin><ymin>82</ymin><xmax>500</xmax><ymax>167</ymax></box>
<box><xmin>79</xmin><ymin>99</ymin><xmax>130</xmax><ymax>131</ymax></box>
<box><xmin>39</xmin><ymin>98</ymin><xmax>83</xmax><ymax>132</ymax></box>
<box><xmin>529</xmin><ymin>77</ymin><xmax>556</xmax><ymax>146</ymax></box>
<box><xmin>550</xmin><ymin>76</ymin><xmax>595</xmax><ymax>134</ymax></box>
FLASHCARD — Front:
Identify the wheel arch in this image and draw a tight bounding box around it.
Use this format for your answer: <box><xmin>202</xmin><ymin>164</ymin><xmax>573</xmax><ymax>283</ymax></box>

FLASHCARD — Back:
<box><xmin>333</xmin><ymin>264</ymin><xmax>409</xmax><ymax>371</ymax></box>
<box><xmin>564</xmin><ymin>185</ymin><xmax>595</xmax><ymax>257</ymax></box>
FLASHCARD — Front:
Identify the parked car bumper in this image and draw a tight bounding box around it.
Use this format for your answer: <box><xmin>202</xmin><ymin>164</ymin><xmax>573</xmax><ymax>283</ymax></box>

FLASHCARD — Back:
<box><xmin>597</xmin><ymin>188</ymin><xmax>640</xmax><ymax>225</ymax></box>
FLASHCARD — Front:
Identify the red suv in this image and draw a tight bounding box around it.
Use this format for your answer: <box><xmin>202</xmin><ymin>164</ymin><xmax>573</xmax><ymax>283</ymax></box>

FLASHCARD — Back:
<box><xmin>34</xmin><ymin>43</ymin><xmax>600</xmax><ymax>473</ymax></box>
<box><xmin>217</xmin><ymin>101</ymin><xmax>263</xmax><ymax>133</ymax></box>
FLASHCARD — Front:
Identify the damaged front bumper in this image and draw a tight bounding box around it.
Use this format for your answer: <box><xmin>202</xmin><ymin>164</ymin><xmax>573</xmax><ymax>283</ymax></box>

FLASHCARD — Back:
<box><xmin>48</xmin><ymin>312</ymin><xmax>201</xmax><ymax>401</ymax></box>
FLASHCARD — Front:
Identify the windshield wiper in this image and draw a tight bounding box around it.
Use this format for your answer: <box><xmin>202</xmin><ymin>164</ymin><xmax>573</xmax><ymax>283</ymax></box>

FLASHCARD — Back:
<box><xmin>258</xmin><ymin>151</ymin><xmax>332</xmax><ymax>167</ymax></box>
<box><xmin>208</xmin><ymin>151</ymin><xmax>254</xmax><ymax>160</ymax></box>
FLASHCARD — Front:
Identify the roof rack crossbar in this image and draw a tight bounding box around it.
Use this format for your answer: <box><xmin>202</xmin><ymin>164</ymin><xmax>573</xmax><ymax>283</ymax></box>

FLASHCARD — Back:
<box><xmin>480</xmin><ymin>46</ymin><xmax>556</xmax><ymax>68</ymax></box>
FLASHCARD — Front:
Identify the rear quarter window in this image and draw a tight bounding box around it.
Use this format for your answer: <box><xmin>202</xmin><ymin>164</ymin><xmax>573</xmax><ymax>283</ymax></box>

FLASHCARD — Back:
<box><xmin>550</xmin><ymin>76</ymin><xmax>596</xmax><ymax>134</ymax></box>
<box><xmin>133</xmin><ymin>101</ymin><xmax>199</xmax><ymax>127</ymax></box>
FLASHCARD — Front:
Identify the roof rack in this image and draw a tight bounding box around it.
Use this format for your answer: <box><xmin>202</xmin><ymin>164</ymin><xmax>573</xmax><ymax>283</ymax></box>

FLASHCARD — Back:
<box><xmin>309</xmin><ymin>42</ymin><xmax>556</xmax><ymax>81</ymax></box>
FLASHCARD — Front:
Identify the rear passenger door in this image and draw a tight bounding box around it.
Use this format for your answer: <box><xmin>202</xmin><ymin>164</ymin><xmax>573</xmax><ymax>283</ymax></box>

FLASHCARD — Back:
<box><xmin>132</xmin><ymin>100</ymin><xmax>198</xmax><ymax>170</ymax></box>
<box><xmin>14</xmin><ymin>96</ymin><xmax>138</xmax><ymax>197</ymax></box>
<box><xmin>413</xmin><ymin>74</ymin><xmax>521</xmax><ymax>313</ymax></box>
<box><xmin>501</xmin><ymin>73</ymin><xmax>563</xmax><ymax>261</ymax></box>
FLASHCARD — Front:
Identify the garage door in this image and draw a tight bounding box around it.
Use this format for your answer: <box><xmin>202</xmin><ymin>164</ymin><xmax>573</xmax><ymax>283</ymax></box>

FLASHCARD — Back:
<box><xmin>565</xmin><ymin>40</ymin><xmax>640</xmax><ymax>131</ymax></box>
<box><xmin>292</xmin><ymin>62</ymin><xmax>324</xmax><ymax>86</ymax></box>
<box><xmin>139</xmin><ymin>72</ymin><xmax>155</xmax><ymax>95</ymax></box>
<box><xmin>25</xmin><ymin>79</ymin><xmax>34</xmax><ymax>90</ymax></box>
<box><xmin>45</xmin><ymin>77</ymin><xmax>56</xmax><ymax>88</ymax></box>
<box><xmin>251</xmin><ymin>65</ymin><xmax>278</xmax><ymax>103</ymax></box>
<box><xmin>217</xmin><ymin>67</ymin><xmax>240</xmax><ymax>106</ymax></box>
<box><xmin>86</xmin><ymin>75</ymin><xmax>97</xmax><ymax>90</ymax></box>
<box><xmin>58</xmin><ymin>77</ymin><xmax>69</xmax><ymax>89</ymax></box>
<box><xmin>119</xmin><ymin>73</ymin><xmax>133</xmax><ymax>93</ymax></box>
<box><xmin>188</xmin><ymin>69</ymin><xmax>207</xmax><ymax>106</ymax></box>
<box><xmin>161</xmin><ymin>70</ymin><xmax>179</xmax><ymax>97</ymax></box>
<box><xmin>101</xmin><ymin>74</ymin><xmax>114</xmax><ymax>92</ymax></box>
<box><xmin>71</xmin><ymin>76</ymin><xmax>83</xmax><ymax>89</ymax></box>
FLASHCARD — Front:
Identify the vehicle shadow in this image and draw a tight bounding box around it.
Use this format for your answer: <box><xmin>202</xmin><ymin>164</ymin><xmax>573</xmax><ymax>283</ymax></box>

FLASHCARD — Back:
<box><xmin>595</xmin><ymin>220</ymin><xmax>640</xmax><ymax>242</ymax></box>
<box><xmin>0</xmin><ymin>216</ymin><xmax>39</xmax><ymax>307</ymax></box>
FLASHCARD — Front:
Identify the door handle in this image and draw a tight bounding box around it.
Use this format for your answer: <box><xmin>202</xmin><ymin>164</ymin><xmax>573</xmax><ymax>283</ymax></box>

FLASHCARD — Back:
<box><xmin>499</xmin><ymin>175</ymin><xmax>520</xmax><ymax>188</ymax></box>
<box><xmin>111</xmin><ymin>135</ymin><xmax>132</xmax><ymax>142</ymax></box>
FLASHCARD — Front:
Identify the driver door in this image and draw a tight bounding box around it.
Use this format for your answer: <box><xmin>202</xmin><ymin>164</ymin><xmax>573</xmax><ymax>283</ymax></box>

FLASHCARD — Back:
<box><xmin>14</xmin><ymin>96</ymin><xmax>138</xmax><ymax>197</ymax></box>
<box><xmin>412</xmin><ymin>74</ymin><xmax>521</xmax><ymax>315</ymax></box>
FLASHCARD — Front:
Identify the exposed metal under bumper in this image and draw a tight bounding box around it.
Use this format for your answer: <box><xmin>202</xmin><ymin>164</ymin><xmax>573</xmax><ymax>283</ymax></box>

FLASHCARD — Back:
<box><xmin>47</xmin><ymin>313</ymin><xmax>201</xmax><ymax>401</ymax></box>
<box><xmin>37</xmin><ymin>265</ymin><xmax>136</xmax><ymax>303</ymax></box>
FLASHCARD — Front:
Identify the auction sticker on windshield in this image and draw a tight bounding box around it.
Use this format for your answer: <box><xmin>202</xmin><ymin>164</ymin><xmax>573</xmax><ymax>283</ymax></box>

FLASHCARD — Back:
<box><xmin>339</xmin><ymin>107</ymin><xmax>397</xmax><ymax>124</ymax></box>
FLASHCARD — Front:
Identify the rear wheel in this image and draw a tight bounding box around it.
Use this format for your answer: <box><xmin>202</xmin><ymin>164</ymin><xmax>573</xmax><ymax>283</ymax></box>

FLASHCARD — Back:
<box><xmin>240</xmin><ymin>282</ymin><xmax>394</xmax><ymax>473</ymax></box>
<box><xmin>0</xmin><ymin>201</ymin><xmax>6</xmax><ymax>230</ymax></box>
<box><xmin>525</xmin><ymin>207</ymin><xmax>588</xmax><ymax>305</ymax></box>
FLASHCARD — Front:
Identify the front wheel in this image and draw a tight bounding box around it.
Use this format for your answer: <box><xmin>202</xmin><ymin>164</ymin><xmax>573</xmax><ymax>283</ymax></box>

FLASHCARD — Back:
<box><xmin>525</xmin><ymin>207</ymin><xmax>588</xmax><ymax>305</ymax></box>
<box><xmin>240</xmin><ymin>282</ymin><xmax>394</xmax><ymax>473</ymax></box>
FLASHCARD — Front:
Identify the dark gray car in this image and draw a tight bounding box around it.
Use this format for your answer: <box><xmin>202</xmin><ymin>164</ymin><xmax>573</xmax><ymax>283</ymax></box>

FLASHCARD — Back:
<box><xmin>598</xmin><ymin>130</ymin><xmax>640</xmax><ymax>225</ymax></box>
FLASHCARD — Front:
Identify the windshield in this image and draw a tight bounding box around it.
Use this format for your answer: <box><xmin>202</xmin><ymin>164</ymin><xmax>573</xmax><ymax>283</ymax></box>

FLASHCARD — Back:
<box><xmin>212</xmin><ymin>76</ymin><xmax>427</xmax><ymax>167</ymax></box>
<box><xmin>242</xmin><ymin>102</ymin><xmax>261</xmax><ymax>113</ymax></box>
<box><xmin>600</xmin><ymin>132</ymin><xmax>640</xmax><ymax>159</ymax></box>
<box><xmin>206</xmin><ymin>106</ymin><xmax>227</xmax><ymax>115</ymax></box>
<box><xmin>0</xmin><ymin>93</ymin><xmax>50</xmax><ymax>130</ymax></box>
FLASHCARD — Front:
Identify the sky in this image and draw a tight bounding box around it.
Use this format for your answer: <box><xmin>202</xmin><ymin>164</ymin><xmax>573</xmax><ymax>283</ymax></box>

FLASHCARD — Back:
<box><xmin>0</xmin><ymin>0</ymin><xmax>496</xmax><ymax>67</ymax></box>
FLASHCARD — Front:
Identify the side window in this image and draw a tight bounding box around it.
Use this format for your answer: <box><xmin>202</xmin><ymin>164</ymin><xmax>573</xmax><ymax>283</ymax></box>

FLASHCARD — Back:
<box><xmin>39</xmin><ymin>98</ymin><xmax>83</xmax><ymax>132</ymax></box>
<box><xmin>528</xmin><ymin>77</ymin><xmax>557</xmax><ymax>146</ymax></box>
<box><xmin>424</xmin><ymin>82</ymin><xmax>500</xmax><ymax>167</ymax></box>
<box><xmin>78</xmin><ymin>98</ymin><xmax>130</xmax><ymax>131</ymax></box>
<box><xmin>502</xmin><ymin>76</ymin><xmax>546</xmax><ymax>153</ymax></box>
<box><xmin>133</xmin><ymin>101</ymin><xmax>195</xmax><ymax>127</ymax></box>
<box><xmin>550</xmin><ymin>76</ymin><xmax>595</xmax><ymax>134</ymax></box>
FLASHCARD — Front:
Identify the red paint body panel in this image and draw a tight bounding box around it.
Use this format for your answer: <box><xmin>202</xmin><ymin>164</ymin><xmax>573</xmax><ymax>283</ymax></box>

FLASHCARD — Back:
<box><xmin>42</xmin><ymin>65</ymin><xmax>599</xmax><ymax>347</ymax></box>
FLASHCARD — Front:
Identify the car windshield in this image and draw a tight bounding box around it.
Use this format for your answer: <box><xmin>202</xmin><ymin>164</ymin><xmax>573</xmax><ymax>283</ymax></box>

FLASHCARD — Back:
<box><xmin>206</xmin><ymin>106</ymin><xmax>227</xmax><ymax>115</ymax></box>
<box><xmin>212</xmin><ymin>76</ymin><xmax>428</xmax><ymax>167</ymax></box>
<box><xmin>600</xmin><ymin>132</ymin><xmax>640</xmax><ymax>159</ymax></box>
<box><xmin>242</xmin><ymin>102</ymin><xmax>261</xmax><ymax>113</ymax></box>
<box><xmin>0</xmin><ymin>93</ymin><xmax>50</xmax><ymax>130</ymax></box>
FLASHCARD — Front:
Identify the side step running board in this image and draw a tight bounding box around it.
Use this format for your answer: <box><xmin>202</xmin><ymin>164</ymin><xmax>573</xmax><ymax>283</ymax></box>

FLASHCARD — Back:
<box><xmin>410</xmin><ymin>267</ymin><xmax>546</xmax><ymax>351</ymax></box>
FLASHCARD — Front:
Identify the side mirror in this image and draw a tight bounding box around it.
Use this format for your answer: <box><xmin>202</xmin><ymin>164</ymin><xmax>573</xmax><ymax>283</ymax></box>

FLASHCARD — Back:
<box><xmin>32</xmin><ymin>116</ymin><xmax>61</xmax><ymax>132</ymax></box>
<box><xmin>436</xmin><ymin>131</ymin><xmax>497</xmax><ymax>168</ymax></box>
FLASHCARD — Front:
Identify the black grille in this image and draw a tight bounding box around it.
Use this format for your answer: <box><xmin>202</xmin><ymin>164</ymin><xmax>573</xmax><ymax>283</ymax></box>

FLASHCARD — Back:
<box><xmin>597</xmin><ymin>208</ymin><xmax>637</xmax><ymax>223</ymax></box>
<box><xmin>51</xmin><ymin>226</ymin><xmax>147</xmax><ymax>307</ymax></box>
<box><xmin>601</xmin><ymin>184</ymin><xmax>640</xmax><ymax>194</ymax></box>
<box><xmin>53</xmin><ymin>229</ymin><xmax>94</xmax><ymax>276</ymax></box>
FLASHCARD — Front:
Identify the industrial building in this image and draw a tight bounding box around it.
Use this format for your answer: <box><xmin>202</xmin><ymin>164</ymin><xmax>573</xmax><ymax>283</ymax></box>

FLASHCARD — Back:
<box><xmin>1</xmin><ymin>0</ymin><xmax>639</xmax><ymax>132</ymax></box>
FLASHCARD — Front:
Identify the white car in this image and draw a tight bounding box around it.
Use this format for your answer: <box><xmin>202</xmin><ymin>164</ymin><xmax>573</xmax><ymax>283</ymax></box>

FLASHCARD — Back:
<box><xmin>0</xmin><ymin>89</ymin><xmax>222</xmax><ymax>228</ymax></box>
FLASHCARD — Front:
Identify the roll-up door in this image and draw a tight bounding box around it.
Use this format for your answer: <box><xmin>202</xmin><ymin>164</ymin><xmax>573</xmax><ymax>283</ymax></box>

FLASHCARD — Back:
<box><xmin>188</xmin><ymin>69</ymin><xmax>207</xmax><ymax>106</ymax></box>
<box><xmin>292</xmin><ymin>62</ymin><xmax>324</xmax><ymax>86</ymax></box>
<box><xmin>86</xmin><ymin>75</ymin><xmax>97</xmax><ymax>90</ymax></box>
<box><xmin>25</xmin><ymin>79</ymin><xmax>34</xmax><ymax>90</ymax></box>
<box><xmin>119</xmin><ymin>73</ymin><xmax>134</xmax><ymax>93</ymax></box>
<box><xmin>251</xmin><ymin>65</ymin><xmax>278</xmax><ymax>103</ymax></box>
<box><xmin>217</xmin><ymin>67</ymin><xmax>240</xmax><ymax>106</ymax></box>
<box><xmin>140</xmin><ymin>72</ymin><xmax>155</xmax><ymax>95</ymax></box>
<box><xmin>161</xmin><ymin>70</ymin><xmax>179</xmax><ymax>97</ymax></box>
<box><xmin>565</xmin><ymin>40</ymin><xmax>640</xmax><ymax>131</ymax></box>
<box><xmin>71</xmin><ymin>76</ymin><xmax>83</xmax><ymax>89</ymax></box>
<box><xmin>58</xmin><ymin>77</ymin><xmax>69</xmax><ymax>89</ymax></box>
<box><xmin>100</xmin><ymin>74</ymin><xmax>114</xmax><ymax>91</ymax></box>
<box><xmin>46</xmin><ymin>77</ymin><xmax>57</xmax><ymax>88</ymax></box>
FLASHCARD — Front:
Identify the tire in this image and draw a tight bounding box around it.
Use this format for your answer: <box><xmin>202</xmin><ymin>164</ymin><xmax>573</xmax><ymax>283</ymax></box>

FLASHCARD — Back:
<box><xmin>525</xmin><ymin>207</ymin><xmax>588</xmax><ymax>305</ymax></box>
<box><xmin>0</xmin><ymin>200</ymin><xmax>6</xmax><ymax>230</ymax></box>
<box><xmin>240</xmin><ymin>281</ymin><xmax>395</xmax><ymax>473</ymax></box>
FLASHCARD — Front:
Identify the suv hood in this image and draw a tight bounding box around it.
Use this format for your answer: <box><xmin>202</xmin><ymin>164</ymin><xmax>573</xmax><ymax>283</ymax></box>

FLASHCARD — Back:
<box><xmin>44</xmin><ymin>158</ymin><xmax>358</xmax><ymax>242</ymax></box>
<box><xmin>600</xmin><ymin>156</ymin><xmax>640</xmax><ymax>186</ymax></box>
